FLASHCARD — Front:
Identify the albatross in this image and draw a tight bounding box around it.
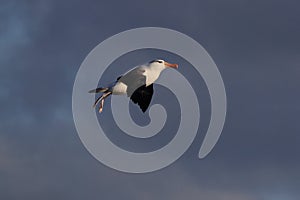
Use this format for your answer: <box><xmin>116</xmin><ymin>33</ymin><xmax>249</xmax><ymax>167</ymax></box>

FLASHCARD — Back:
<box><xmin>89</xmin><ymin>59</ymin><xmax>178</xmax><ymax>113</ymax></box>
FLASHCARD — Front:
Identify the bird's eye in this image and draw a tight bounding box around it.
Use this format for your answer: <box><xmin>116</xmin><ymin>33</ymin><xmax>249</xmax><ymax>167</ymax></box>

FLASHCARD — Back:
<box><xmin>157</xmin><ymin>60</ymin><xmax>163</xmax><ymax>63</ymax></box>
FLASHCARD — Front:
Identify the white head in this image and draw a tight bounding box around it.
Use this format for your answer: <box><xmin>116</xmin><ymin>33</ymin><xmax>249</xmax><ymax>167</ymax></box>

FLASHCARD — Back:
<box><xmin>148</xmin><ymin>59</ymin><xmax>178</xmax><ymax>70</ymax></box>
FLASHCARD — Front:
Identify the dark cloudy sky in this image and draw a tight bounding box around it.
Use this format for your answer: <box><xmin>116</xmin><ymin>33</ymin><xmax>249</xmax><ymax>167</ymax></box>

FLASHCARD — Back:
<box><xmin>1</xmin><ymin>0</ymin><xmax>300</xmax><ymax>199</ymax></box>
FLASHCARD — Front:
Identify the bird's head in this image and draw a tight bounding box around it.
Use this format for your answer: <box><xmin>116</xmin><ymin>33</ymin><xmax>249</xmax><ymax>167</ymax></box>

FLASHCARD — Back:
<box><xmin>148</xmin><ymin>59</ymin><xmax>178</xmax><ymax>70</ymax></box>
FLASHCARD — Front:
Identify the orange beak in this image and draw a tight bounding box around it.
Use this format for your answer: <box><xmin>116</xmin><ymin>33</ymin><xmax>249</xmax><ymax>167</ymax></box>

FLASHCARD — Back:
<box><xmin>164</xmin><ymin>62</ymin><xmax>178</xmax><ymax>69</ymax></box>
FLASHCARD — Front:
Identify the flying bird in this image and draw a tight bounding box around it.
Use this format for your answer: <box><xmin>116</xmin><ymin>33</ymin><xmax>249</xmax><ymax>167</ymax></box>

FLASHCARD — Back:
<box><xmin>89</xmin><ymin>59</ymin><xmax>178</xmax><ymax>113</ymax></box>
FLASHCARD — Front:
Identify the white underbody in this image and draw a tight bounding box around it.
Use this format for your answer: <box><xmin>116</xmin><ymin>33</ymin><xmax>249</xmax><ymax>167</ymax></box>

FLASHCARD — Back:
<box><xmin>112</xmin><ymin>82</ymin><xmax>127</xmax><ymax>95</ymax></box>
<box><xmin>111</xmin><ymin>64</ymin><xmax>166</xmax><ymax>95</ymax></box>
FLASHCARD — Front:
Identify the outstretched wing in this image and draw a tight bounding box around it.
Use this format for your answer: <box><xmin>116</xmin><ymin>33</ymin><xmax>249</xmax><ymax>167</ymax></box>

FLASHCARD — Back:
<box><xmin>130</xmin><ymin>84</ymin><xmax>153</xmax><ymax>112</ymax></box>
<box><xmin>118</xmin><ymin>66</ymin><xmax>146</xmax><ymax>97</ymax></box>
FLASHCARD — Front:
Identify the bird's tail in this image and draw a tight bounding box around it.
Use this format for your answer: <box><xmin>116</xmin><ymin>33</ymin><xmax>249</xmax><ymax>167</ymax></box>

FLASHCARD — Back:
<box><xmin>88</xmin><ymin>87</ymin><xmax>109</xmax><ymax>93</ymax></box>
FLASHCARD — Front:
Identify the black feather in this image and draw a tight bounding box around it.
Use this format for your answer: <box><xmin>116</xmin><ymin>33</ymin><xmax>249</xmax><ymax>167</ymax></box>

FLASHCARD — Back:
<box><xmin>88</xmin><ymin>87</ymin><xmax>108</xmax><ymax>93</ymax></box>
<box><xmin>130</xmin><ymin>84</ymin><xmax>154</xmax><ymax>112</ymax></box>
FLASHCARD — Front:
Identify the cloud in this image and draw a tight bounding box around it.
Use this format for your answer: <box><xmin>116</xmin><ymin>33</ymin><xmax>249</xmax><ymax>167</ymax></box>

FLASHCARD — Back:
<box><xmin>1</xmin><ymin>0</ymin><xmax>300</xmax><ymax>199</ymax></box>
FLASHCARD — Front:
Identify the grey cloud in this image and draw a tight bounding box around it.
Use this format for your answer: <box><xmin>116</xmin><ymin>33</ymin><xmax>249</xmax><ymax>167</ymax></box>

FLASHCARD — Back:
<box><xmin>1</xmin><ymin>0</ymin><xmax>300</xmax><ymax>199</ymax></box>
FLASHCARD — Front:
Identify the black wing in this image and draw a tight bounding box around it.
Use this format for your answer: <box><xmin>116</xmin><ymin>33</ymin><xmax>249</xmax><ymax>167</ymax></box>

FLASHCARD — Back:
<box><xmin>130</xmin><ymin>84</ymin><xmax>154</xmax><ymax>112</ymax></box>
